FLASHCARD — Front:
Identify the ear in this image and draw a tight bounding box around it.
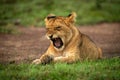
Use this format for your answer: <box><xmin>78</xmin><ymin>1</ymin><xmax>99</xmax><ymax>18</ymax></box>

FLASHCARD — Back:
<box><xmin>67</xmin><ymin>12</ymin><xmax>77</xmax><ymax>23</ymax></box>
<box><xmin>44</xmin><ymin>14</ymin><xmax>56</xmax><ymax>22</ymax></box>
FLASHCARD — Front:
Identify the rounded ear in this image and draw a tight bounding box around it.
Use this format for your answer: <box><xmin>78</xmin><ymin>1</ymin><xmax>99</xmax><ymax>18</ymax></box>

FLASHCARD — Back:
<box><xmin>44</xmin><ymin>14</ymin><xmax>56</xmax><ymax>22</ymax></box>
<box><xmin>67</xmin><ymin>12</ymin><xmax>77</xmax><ymax>23</ymax></box>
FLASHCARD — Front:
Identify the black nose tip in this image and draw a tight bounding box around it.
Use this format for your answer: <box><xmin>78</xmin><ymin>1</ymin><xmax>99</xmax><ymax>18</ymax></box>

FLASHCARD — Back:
<box><xmin>49</xmin><ymin>35</ymin><xmax>53</xmax><ymax>39</ymax></box>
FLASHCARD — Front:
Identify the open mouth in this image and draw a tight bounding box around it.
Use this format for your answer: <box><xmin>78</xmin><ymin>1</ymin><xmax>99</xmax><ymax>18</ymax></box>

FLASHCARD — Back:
<box><xmin>51</xmin><ymin>37</ymin><xmax>63</xmax><ymax>48</ymax></box>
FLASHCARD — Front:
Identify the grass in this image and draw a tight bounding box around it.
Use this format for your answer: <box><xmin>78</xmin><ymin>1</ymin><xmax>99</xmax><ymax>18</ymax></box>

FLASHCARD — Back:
<box><xmin>0</xmin><ymin>24</ymin><xmax>20</xmax><ymax>34</ymax></box>
<box><xmin>0</xmin><ymin>57</ymin><xmax>120</xmax><ymax>80</ymax></box>
<box><xmin>0</xmin><ymin>0</ymin><xmax>120</xmax><ymax>27</ymax></box>
<box><xmin>0</xmin><ymin>0</ymin><xmax>120</xmax><ymax>34</ymax></box>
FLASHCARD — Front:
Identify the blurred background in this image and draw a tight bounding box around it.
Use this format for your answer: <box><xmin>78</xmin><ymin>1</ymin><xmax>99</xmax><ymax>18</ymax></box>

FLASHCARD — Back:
<box><xmin>0</xmin><ymin>0</ymin><xmax>120</xmax><ymax>64</ymax></box>
<box><xmin>0</xmin><ymin>0</ymin><xmax>120</xmax><ymax>33</ymax></box>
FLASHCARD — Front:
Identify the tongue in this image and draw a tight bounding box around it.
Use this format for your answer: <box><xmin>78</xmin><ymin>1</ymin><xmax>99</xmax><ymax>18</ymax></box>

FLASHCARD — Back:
<box><xmin>54</xmin><ymin>39</ymin><xmax>61</xmax><ymax>47</ymax></box>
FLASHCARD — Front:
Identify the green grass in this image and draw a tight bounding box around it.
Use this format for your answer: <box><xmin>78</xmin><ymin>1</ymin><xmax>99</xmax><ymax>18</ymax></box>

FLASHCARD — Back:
<box><xmin>0</xmin><ymin>0</ymin><xmax>120</xmax><ymax>34</ymax></box>
<box><xmin>0</xmin><ymin>0</ymin><xmax>120</xmax><ymax>27</ymax></box>
<box><xmin>0</xmin><ymin>24</ymin><xmax>20</xmax><ymax>34</ymax></box>
<box><xmin>0</xmin><ymin>57</ymin><xmax>120</xmax><ymax>80</ymax></box>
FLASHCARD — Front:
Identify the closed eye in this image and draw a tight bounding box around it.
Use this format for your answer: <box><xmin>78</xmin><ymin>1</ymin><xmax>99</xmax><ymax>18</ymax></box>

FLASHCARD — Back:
<box><xmin>46</xmin><ymin>28</ymin><xmax>50</xmax><ymax>32</ymax></box>
<box><xmin>46</xmin><ymin>28</ymin><xmax>49</xmax><ymax>30</ymax></box>
<box><xmin>54</xmin><ymin>26</ymin><xmax>61</xmax><ymax>31</ymax></box>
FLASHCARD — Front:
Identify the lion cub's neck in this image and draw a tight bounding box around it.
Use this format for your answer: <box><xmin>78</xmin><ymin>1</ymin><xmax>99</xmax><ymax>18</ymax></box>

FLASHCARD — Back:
<box><xmin>65</xmin><ymin>25</ymin><xmax>81</xmax><ymax>50</ymax></box>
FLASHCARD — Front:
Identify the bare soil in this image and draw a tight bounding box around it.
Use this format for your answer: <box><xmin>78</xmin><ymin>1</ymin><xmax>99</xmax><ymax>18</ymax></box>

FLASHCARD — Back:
<box><xmin>0</xmin><ymin>23</ymin><xmax>120</xmax><ymax>64</ymax></box>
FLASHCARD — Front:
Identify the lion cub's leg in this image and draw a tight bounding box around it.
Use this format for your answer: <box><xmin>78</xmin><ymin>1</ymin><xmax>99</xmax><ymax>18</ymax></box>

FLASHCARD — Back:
<box><xmin>54</xmin><ymin>55</ymin><xmax>78</xmax><ymax>63</ymax></box>
<box><xmin>98</xmin><ymin>47</ymin><xmax>102</xmax><ymax>59</ymax></box>
<box><xmin>32</xmin><ymin>54</ymin><xmax>53</xmax><ymax>64</ymax></box>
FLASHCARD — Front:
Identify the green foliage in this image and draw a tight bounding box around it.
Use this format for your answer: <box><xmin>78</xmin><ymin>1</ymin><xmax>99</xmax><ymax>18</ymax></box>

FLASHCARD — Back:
<box><xmin>0</xmin><ymin>0</ymin><xmax>120</xmax><ymax>27</ymax></box>
<box><xmin>0</xmin><ymin>24</ymin><xmax>20</xmax><ymax>34</ymax></box>
<box><xmin>0</xmin><ymin>57</ymin><xmax>120</xmax><ymax>80</ymax></box>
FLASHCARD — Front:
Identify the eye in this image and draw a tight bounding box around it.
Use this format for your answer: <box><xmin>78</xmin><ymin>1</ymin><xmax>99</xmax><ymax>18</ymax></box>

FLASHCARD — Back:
<box><xmin>46</xmin><ymin>28</ymin><xmax>50</xmax><ymax>32</ymax></box>
<box><xmin>54</xmin><ymin>26</ymin><xmax>61</xmax><ymax>31</ymax></box>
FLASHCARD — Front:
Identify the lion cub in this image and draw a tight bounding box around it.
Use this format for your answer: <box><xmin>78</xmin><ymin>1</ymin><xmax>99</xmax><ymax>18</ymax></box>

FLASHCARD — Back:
<box><xmin>32</xmin><ymin>12</ymin><xmax>102</xmax><ymax>64</ymax></box>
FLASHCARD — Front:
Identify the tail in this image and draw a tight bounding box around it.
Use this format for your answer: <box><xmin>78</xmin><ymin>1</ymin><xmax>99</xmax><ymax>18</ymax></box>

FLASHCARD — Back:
<box><xmin>98</xmin><ymin>47</ymin><xmax>102</xmax><ymax>59</ymax></box>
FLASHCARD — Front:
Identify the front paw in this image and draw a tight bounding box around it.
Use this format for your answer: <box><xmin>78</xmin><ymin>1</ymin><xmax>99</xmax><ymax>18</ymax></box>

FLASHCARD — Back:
<box><xmin>32</xmin><ymin>59</ymin><xmax>41</xmax><ymax>64</ymax></box>
<box><xmin>41</xmin><ymin>55</ymin><xmax>53</xmax><ymax>65</ymax></box>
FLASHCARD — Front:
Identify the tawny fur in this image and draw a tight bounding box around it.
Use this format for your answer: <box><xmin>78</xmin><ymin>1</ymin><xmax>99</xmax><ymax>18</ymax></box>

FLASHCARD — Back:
<box><xmin>32</xmin><ymin>12</ymin><xmax>102</xmax><ymax>64</ymax></box>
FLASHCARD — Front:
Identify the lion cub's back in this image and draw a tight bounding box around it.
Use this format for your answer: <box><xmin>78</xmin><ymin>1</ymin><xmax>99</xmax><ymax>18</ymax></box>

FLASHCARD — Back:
<box><xmin>79</xmin><ymin>34</ymin><xmax>102</xmax><ymax>60</ymax></box>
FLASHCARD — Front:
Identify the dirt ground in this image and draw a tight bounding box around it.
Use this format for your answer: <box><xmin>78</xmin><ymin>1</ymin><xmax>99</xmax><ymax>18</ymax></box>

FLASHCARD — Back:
<box><xmin>0</xmin><ymin>23</ymin><xmax>120</xmax><ymax>64</ymax></box>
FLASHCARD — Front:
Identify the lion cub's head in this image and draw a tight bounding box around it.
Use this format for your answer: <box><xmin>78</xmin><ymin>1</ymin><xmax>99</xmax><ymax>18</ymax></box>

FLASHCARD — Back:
<box><xmin>44</xmin><ymin>12</ymin><xmax>76</xmax><ymax>50</ymax></box>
